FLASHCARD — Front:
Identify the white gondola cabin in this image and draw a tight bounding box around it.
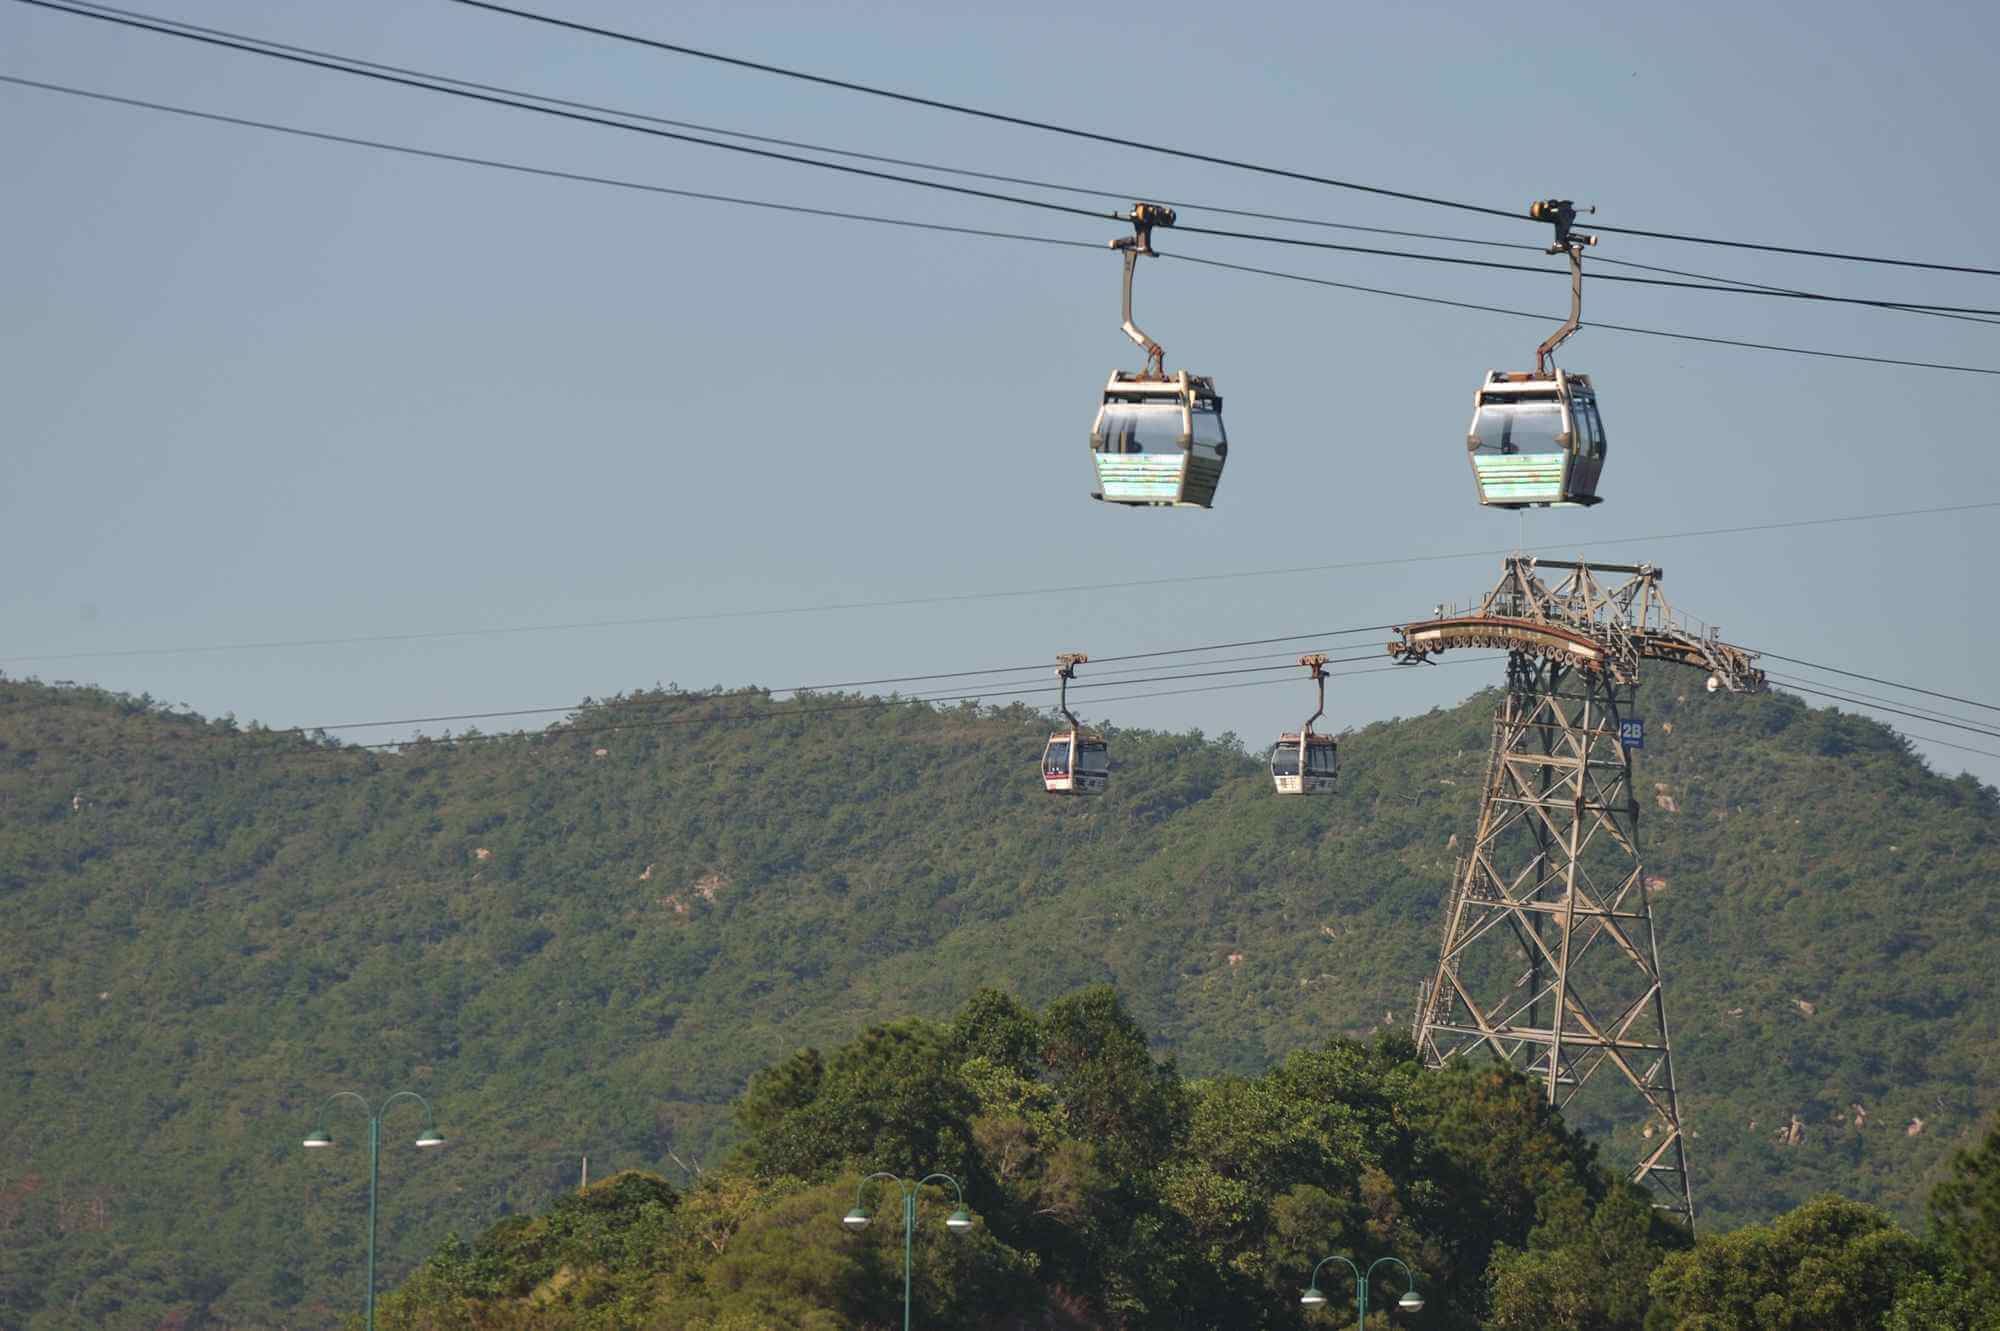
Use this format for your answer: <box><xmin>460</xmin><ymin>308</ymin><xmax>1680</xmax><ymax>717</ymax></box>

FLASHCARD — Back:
<box><xmin>1091</xmin><ymin>370</ymin><xmax>1228</xmax><ymax>508</ymax></box>
<box><xmin>1271</xmin><ymin>732</ymin><xmax>1338</xmax><ymax>795</ymax></box>
<box><xmin>1466</xmin><ymin>369</ymin><xmax>1605</xmax><ymax>508</ymax></box>
<box><xmin>1271</xmin><ymin>653</ymin><xmax>1337</xmax><ymax>795</ymax></box>
<box><xmin>1043</xmin><ymin>652</ymin><xmax>1107</xmax><ymax>796</ymax></box>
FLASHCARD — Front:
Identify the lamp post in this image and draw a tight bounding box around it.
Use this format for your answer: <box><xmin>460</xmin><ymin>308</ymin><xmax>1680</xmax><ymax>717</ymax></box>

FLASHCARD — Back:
<box><xmin>300</xmin><ymin>1090</ymin><xmax>448</xmax><ymax>1331</ymax></box>
<box><xmin>1299</xmin><ymin>1254</ymin><xmax>1423</xmax><ymax>1328</ymax></box>
<box><xmin>839</xmin><ymin>1171</ymin><xmax>973</xmax><ymax>1331</ymax></box>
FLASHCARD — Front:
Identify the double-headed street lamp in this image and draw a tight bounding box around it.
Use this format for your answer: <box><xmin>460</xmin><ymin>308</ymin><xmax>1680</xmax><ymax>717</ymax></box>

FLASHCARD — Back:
<box><xmin>1300</xmin><ymin>1253</ymin><xmax>1423</xmax><ymax>1328</ymax></box>
<box><xmin>300</xmin><ymin>1090</ymin><xmax>449</xmax><ymax>1331</ymax></box>
<box><xmin>839</xmin><ymin>1171</ymin><xmax>973</xmax><ymax>1331</ymax></box>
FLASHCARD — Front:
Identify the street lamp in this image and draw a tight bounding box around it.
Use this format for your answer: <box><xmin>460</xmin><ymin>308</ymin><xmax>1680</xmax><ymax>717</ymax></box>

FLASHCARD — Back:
<box><xmin>300</xmin><ymin>1090</ymin><xmax>450</xmax><ymax>1331</ymax></box>
<box><xmin>1300</xmin><ymin>1254</ymin><xmax>1422</xmax><ymax>1327</ymax></box>
<box><xmin>839</xmin><ymin>1171</ymin><xmax>972</xmax><ymax>1330</ymax></box>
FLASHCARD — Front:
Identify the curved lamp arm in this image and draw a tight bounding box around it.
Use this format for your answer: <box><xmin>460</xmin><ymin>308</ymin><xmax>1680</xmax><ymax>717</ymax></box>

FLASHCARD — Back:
<box><xmin>853</xmin><ymin>1171</ymin><xmax>907</xmax><ymax>1211</ymax></box>
<box><xmin>307</xmin><ymin>1090</ymin><xmax>374</xmax><ymax>1137</ymax></box>
<box><xmin>915</xmin><ymin>1173</ymin><xmax>965</xmax><ymax>1207</ymax></box>
<box><xmin>379</xmin><ymin>1090</ymin><xmax>439</xmax><ymax>1125</ymax></box>
<box><xmin>1307</xmin><ymin>1253</ymin><xmax>1364</xmax><ymax>1295</ymax></box>
<box><xmin>1366</xmin><ymin>1255</ymin><xmax>1417</xmax><ymax>1292</ymax></box>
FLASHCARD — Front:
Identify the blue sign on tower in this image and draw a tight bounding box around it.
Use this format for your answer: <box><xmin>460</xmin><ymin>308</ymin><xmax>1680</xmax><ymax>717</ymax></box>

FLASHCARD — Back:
<box><xmin>1619</xmin><ymin>718</ymin><xmax>1644</xmax><ymax>749</ymax></box>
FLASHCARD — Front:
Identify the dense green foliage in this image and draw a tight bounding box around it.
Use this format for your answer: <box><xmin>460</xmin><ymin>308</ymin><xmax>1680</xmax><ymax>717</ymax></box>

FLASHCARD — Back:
<box><xmin>1</xmin><ymin>669</ymin><xmax>1995</xmax><ymax>1327</ymax></box>
<box><xmin>375</xmin><ymin>988</ymin><xmax>1676</xmax><ymax>1330</ymax></box>
<box><xmin>1643</xmin><ymin>1193</ymin><xmax>1997</xmax><ymax>1331</ymax></box>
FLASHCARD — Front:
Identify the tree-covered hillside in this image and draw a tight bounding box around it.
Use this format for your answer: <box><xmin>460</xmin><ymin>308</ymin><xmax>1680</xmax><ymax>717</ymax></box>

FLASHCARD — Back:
<box><xmin>1</xmin><ymin>668</ymin><xmax>1994</xmax><ymax>1328</ymax></box>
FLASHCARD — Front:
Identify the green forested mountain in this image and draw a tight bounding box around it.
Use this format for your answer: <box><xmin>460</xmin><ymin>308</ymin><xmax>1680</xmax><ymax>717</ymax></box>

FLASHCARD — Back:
<box><xmin>1</xmin><ymin>667</ymin><xmax>1994</xmax><ymax>1329</ymax></box>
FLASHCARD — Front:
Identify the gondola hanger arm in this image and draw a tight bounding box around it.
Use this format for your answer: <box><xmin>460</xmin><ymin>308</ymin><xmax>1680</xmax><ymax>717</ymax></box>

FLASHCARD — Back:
<box><xmin>1300</xmin><ymin>652</ymin><xmax>1328</xmax><ymax>734</ymax></box>
<box><xmin>1111</xmin><ymin>203</ymin><xmax>1176</xmax><ymax>377</ymax></box>
<box><xmin>1531</xmin><ymin>198</ymin><xmax>1597</xmax><ymax>375</ymax></box>
<box><xmin>1055</xmin><ymin>652</ymin><xmax>1089</xmax><ymax>731</ymax></box>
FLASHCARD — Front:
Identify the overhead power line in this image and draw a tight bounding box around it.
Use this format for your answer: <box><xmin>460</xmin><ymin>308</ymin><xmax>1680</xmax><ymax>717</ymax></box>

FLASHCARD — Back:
<box><xmin>446</xmin><ymin>0</ymin><xmax>2000</xmax><ymax>279</ymax></box>
<box><xmin>6</xmin><ymin>77</ymin><xmax>1997</xmax><ymax>387</ymax></box>
<box><xmin>15</xmin><ymin>3</ymin><xmax>1994</xmax><ymax>318</ymax></box>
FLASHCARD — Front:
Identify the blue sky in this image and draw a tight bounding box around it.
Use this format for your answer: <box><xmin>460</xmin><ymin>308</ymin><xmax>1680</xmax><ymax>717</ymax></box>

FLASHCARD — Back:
<box><xmin>5</xmin><ymin>0</ymin><xmax>1997</xmax><ymax>783</ymax></box>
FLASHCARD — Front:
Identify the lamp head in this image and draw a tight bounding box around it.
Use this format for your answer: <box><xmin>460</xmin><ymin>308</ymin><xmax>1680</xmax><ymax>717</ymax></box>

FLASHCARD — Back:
<box><xmin>414</xmin><ymin>1130</ymin><xmax>446</xmax><ymax>1148</ymax></box>
<box><xmin>301</xmin><ymin>1130</ymin><xmax>333</xmax><ymax>1149</ymax></box>
<box><xmin>841</xmin><ymin>1207</ymin><xmax>870</xmax><ymax>1232</ymax></box>
<box><xmin>1300</xmin><ymin>1286</ymin><xmax>1327</xmax><ymax>1307</ymax></box>
<box><xmin>945</xmin><ymin>1208</ymin><xmax>973</xmax><ymax>1233</ymax></box>
<box><xmin>1399</xmin><ymin>1290</ymin><xmax>1425</xmax><ymax>1313</ymax></box>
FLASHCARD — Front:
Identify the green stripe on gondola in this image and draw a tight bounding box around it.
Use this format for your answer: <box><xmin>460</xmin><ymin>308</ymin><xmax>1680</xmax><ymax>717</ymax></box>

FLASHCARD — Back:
<box><xmin>1096</xmin><ymin>454</ymin><xmax>1186</xmax><ymax>501</ymax></box>
<box><xmin>1473</xmin><ymin>454</ymin><xmax>1566</xmax><ymax>502</ymax></box>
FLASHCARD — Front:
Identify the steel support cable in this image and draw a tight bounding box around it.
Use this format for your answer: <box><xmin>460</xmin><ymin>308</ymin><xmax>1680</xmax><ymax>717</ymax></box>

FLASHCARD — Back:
<box><xmin>331</xmin><ymin>660</ymin><xmax>1459</xmax><ymax>753</ymax></box>
<box><xmin>1766</xmin><ymin>671</ymin><xmax>1999</xmax><ymax>733</ymax></box>
<box><xmin>55</xmin><ymin>1</ymin><xmax>1998</xmax><ymax>331</ymax></box>
<box><xmin>11</xmin><ymin>4</ymin><xmax>1992</xmax><ymax>318</ymax></box>
<box><xmin>1776</xmin><ymin>683</ymin><xmax>2000</xmax><ymax>754</ymax></box>
<box><xmin>123</xmin><ymin>634</ymin><xmax>1393</xmax><ymax>741</ymax></box>
<box><xmin>104</xmin><ymin>654</ymin><xmax>1501</xmax><ymax>757</ymax></box>
<box><xmin>4</xmin><ymin>77</ymin><xmax>1995</xmax><ymax>404</ymax></box>
<box><xmin>6</xmin><ymin>0</ymin><xmax>1118</xmax><ymax>224</ymax></box>
<box><xmin>1754</xmin><ymin>651</ymin><xmax>2000</xmax><ymax>715</ymax></box>
<box><xmin>7</xmin><ymin>490</ymin><xmax>1999</xmax><ymax>670</ymax></box>
<box><xmin>192</xmin><ymin>647</ymin><xmax>1397</xmax><ymax>741</ymax></box>
<box><xmin>51</xmin><ymin>6</ymin><xmax>1998</xmax><ymax>331</ymax></box>
<box><xmin>1167</xmin><ymin>251</ymin><xmax>2000</xmax><ymax>376</ymax></box>
<box><xmin>446</xmin><ymin>0</ymin><xmax>2000</xmax><ymax>279</ymax></box>
<box><xmin>1165</xmin><ymin>222</ymin><xmax>2000</xmax><ymax>316</ymax></box>
<box><xmin>10</xmin><ymin>3</ymin><xmax>1553</xmax><ymax>253</ymax></box>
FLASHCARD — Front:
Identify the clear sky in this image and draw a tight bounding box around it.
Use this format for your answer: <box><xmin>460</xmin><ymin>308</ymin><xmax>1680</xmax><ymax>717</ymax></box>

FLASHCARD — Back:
<box><xmin>5</xmin><ymin>0</ymin><xmax>1997</xmax><ymax>783</ymax></box>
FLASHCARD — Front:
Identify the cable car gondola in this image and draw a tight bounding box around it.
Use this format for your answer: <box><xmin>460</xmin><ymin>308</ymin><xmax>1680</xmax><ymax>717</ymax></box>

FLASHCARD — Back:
<box><xmin>1089</xmin><ymin>203</ymin><xmax>1228</xmax><ymax>509</ymax></box>
<box><xmin>1042</xmin><ymin>652</ymin><xmax>1108</xmax><ymax>795</ymax></box>
<box><xmin>1467</xmin><ymin>200</ymin><xmax>1607</xmax><ymax>510</ymax></box>
<box><xmin>1271</xmin><ymin>653</ymin><xmax>1338</xmax><ymax>795</ymax></box>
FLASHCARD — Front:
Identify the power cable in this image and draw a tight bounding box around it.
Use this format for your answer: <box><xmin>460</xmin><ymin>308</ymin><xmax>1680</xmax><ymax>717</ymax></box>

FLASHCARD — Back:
<box><xmin>446</xmin><ymin>0</ymin><xmax>2000</xmax><ymax>279</ymax></box>
<box><xmin>7</xmin><ymin>73</ymin><xmax>1992</xmax><ymax>383</ymax></box>
<box><xmin>12</xmin><ymin>4</ymin><xmax>1992</xmax><ymax>317</ymax></box>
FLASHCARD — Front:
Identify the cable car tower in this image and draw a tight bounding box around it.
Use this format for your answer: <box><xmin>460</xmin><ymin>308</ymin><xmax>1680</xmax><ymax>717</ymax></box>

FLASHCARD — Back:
<box><xmin>1392</xmin><ymin>556</ymin><xmax>1765</xmax><ymax>1228</ymax></box>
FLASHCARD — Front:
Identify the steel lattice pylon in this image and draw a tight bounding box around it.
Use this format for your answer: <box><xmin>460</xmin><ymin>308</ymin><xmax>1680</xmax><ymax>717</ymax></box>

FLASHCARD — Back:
<box><xmin>1392</xmin><ymin>557</ymin><xmax>1764</xmax><ymax>1229</ymax></box>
